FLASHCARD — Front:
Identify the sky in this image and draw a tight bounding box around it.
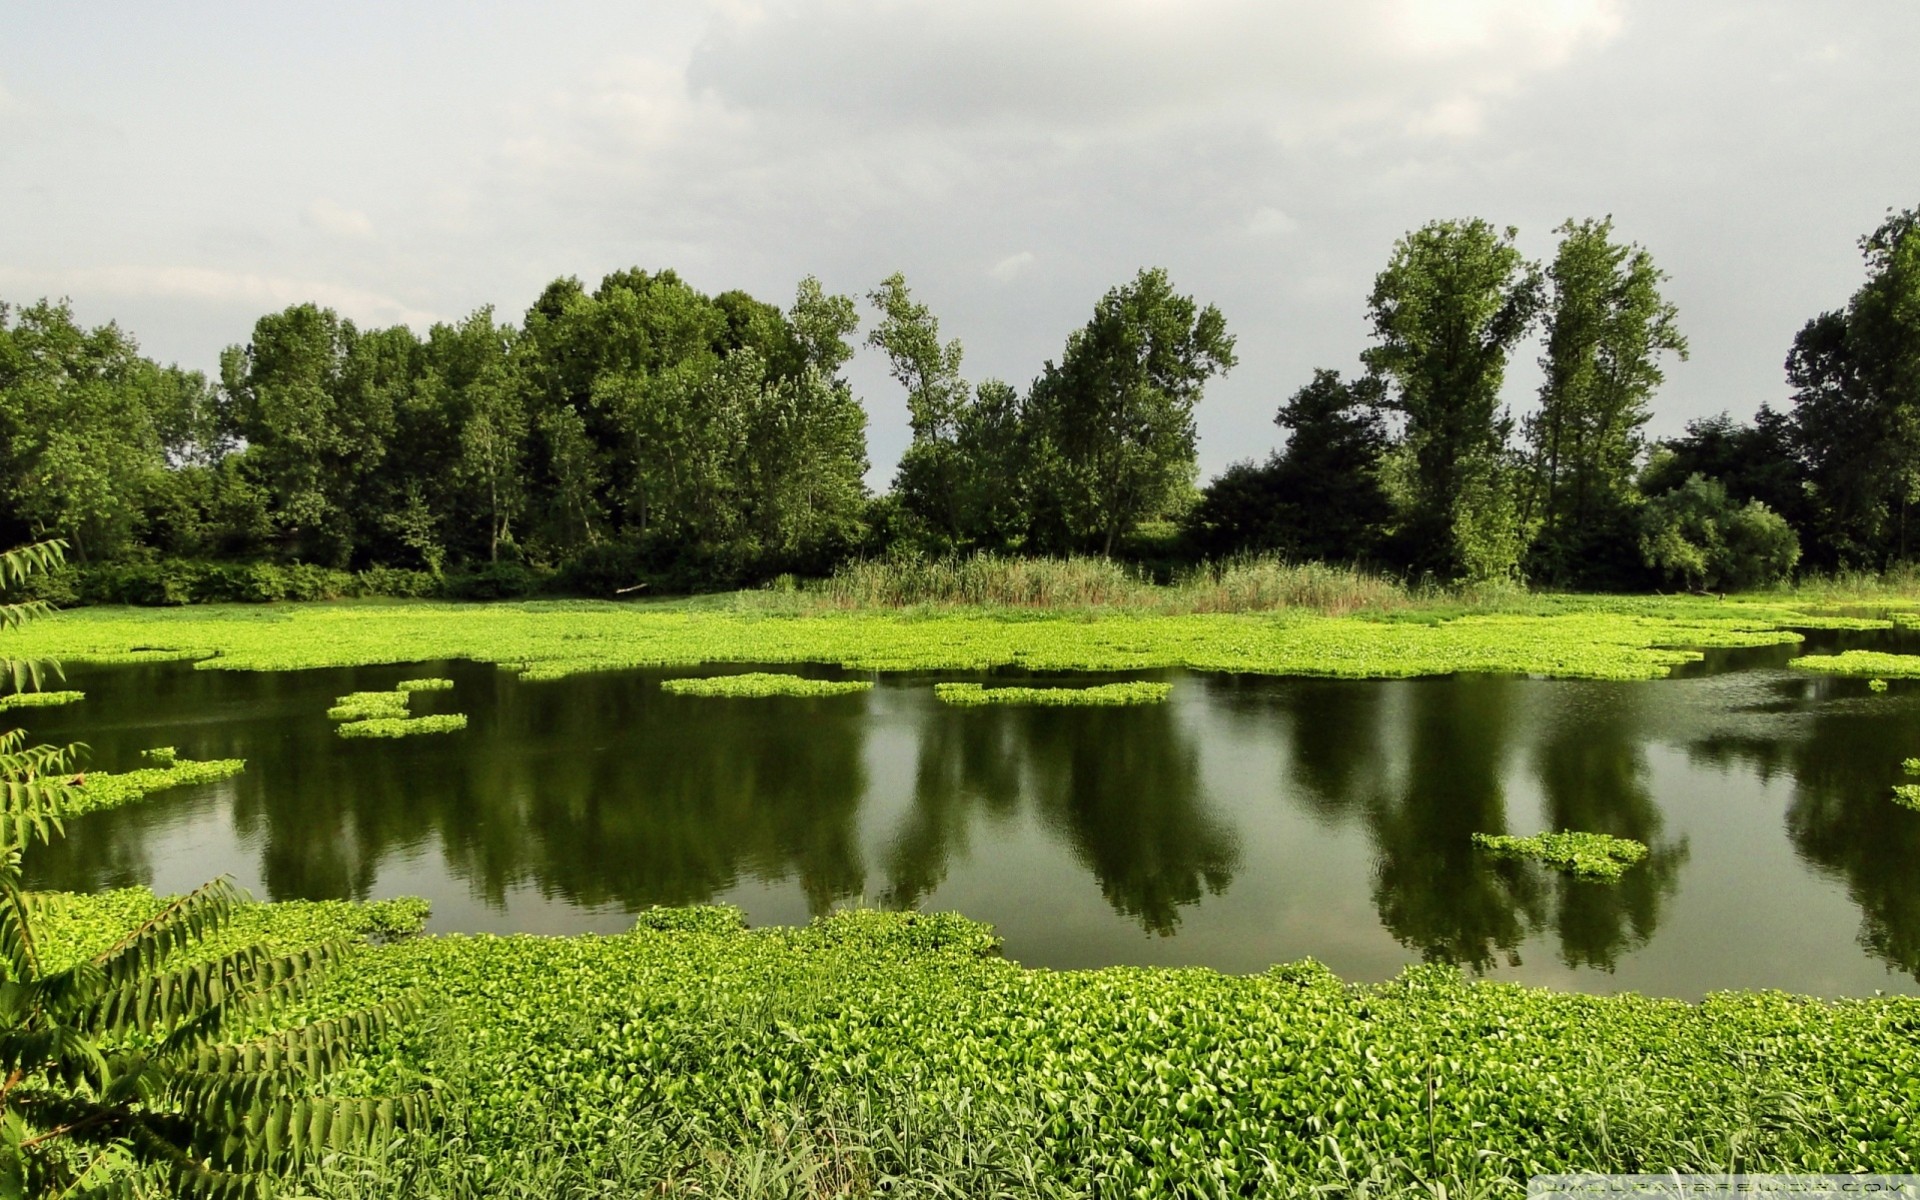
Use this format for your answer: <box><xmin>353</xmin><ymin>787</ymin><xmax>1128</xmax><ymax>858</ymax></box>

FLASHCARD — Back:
<box><xmin>4</xmin><ymin>0</ymin><xmax>1918</xmax><ymax>488</ymax></box>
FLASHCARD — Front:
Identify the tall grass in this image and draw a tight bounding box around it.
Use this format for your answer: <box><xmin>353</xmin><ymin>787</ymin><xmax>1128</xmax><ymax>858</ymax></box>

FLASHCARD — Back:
<box><xmin>798</xmin><ymin>553</ymin><xmax>1424</xmax><ymax>616</ymax></box>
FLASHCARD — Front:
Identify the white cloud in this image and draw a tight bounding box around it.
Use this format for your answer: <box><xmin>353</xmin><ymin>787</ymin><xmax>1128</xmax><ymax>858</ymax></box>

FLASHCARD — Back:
<box><xmin>1248</xmin><ymin>207</ymin><xmax>1298</xmax><ymax>237</ymax></box>
<box><xmin>306</xmin><ymin>197</ymin><xmax>374</xmax><ymax>240</ymax></box>
<box><xmin>0</xmin><ymin>266</ymin><xmax>438</xmax><ymax>329</ymax></box>
<box><xmin>989</xmin><ymin>251</ymin><xmax>1036</xmax><ymax>281</ymax></box>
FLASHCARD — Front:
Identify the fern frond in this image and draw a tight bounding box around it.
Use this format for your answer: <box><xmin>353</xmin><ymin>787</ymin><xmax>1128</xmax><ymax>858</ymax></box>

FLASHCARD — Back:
<box><xmin>92</xmin><ymin>878</ymin><xmax>245</xmax><ymax>992</ymax></box>
<box><xmin>0</xmin><ymin>541</ymin><xmax>66</xmax><ymax>588</ymax></box>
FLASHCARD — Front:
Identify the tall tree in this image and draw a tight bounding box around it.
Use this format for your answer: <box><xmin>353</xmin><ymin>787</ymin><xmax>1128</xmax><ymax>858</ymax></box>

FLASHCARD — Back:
<box><xmin>866</xmin><ymin>274</ymin><xmax>970</xmax><ymax>548</ymax></box>
<box><xmin>1362</xmin><ymin>219</ymin><xmax>1543</xmax><ymax>580</ymax></box>
<box><xmin>1027</xmin><ymin>268</ymin><xmax>1236</xmax><ymax>555</ymax></box>
<box><xmin>1788</xmin><ymin>206</ymin><xmax>1920</xmax><ymax>567</ymax></box>
<box><xmin>1528</xmin><ymin>217</ymin><xmax>1688</xmax><ymax>583</ymax></box>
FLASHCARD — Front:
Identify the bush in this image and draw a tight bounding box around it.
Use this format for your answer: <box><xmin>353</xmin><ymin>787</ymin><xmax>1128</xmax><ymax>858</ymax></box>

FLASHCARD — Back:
<box><xmin>443</xmin><ymin>560</ymin><xmax>547</xmax><ymax>600</ymax></box>
<box><xmin>1641</xmin><ymin>474</ymin><xmax>1800</xmax><ymax>592</ymax></box>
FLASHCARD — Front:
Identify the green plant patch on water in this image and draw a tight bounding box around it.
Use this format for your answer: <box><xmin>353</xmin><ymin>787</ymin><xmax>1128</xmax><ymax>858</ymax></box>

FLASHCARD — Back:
<box><xmin>336</xmin><ymin>714</ymin><xmax>468</xmax><ymax>739</ymax></box>
<box><xmin>396</xmin><ymin>676</ymin><xmax>454</xmax><ymax>692</ymax></box>
<box><xmin>2</xmin><ymin>596</ymin><xmax>1841</xmax><ymax>683</ymax></box>
<box><xmin>1471</xmin><ymin>830</ymin><xmax>1650</xmax><ymax>881</ymax></box>
<box><xmin>0</xmin><ymin>689</ymin><xmax>84</xmax><ymax>710</ymax></box>
<box><xmin>66</xmin><ymin>753</ymin><xmax>247</xmax><ymax>816</ymax></box>
<box><xmin>1872</xmin><ymin>678</ymin><xmax>1891</xmax><ymax>692</ymax></box>
<box><xmin>659</xmin><ymin>672</ymin><xmax>873</xmax><ymax>698</ymax></box>
<box><xmin>328</xmin><ymin>690</ymin><xmax>412</xmax><ymax>721</ymax></box>
<box><xmin>19</xmin><ymin>898</ymin><xmax>1915</xmax><ymax>1196</ymax></box>
<box><xmin>1791</xmin><ymin>651</ymin><xmax>1920</xmax><ymax>678</ymax></box>
<box><xmin>934</xmin><ymin>681</ymin><xmax>1172</xmax><ymax>706</ymax></box>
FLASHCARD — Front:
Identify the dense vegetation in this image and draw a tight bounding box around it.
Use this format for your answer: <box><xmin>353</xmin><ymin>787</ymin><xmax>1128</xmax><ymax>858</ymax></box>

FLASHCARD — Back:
<box><xmin>4</xmin><ymin>593</ymin><xmax>1856</xmax><ymax>683</ymax></box>
<box><xmin>19</xmin><ymin>894</ymin><xmax>1917</xmax><ymax>1197</ymax></box>
<box><xmin>8</xmin><ymin>205</ymin><xmax>1916</xmax><ymax>600</ymax></box>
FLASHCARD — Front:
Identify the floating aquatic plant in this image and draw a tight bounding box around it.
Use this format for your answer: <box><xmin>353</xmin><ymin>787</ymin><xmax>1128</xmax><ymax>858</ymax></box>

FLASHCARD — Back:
<box><xmin>397</xmin><ymin>677</ymin><xmax>454</xmax><ymax>692</ymax></box>
<box><xmin>0</xmin><ymin>689</ymin><xmax>83</xmax><ymax>711</ymax></box>
<box><xmin>1470</xmin><ymin>830</ymin><xmax>1649</xmax><ymax>881</ymax></box>
<box><xmin>660</xmin><ymin>673</ymin><xmax>872</xmax><ymax>698</ymax></box>
<box><xmin>64</xmin><ymin>752</ymin><xmax>247</xmax><ymax>816</ymax></box>
<box><xmin>336</xmin><ymin>714</ymin><xmax>469</xmax><ymax>739</ymax></box>
<box><xmin>934</xmin><ymin>681</ymin><xmax>1172</xmax><ymax>706</ymax></box>
<box><xmin>328</xmin><ymin>690</ymin><xmax>412</xmax><ymax>721</ymax></box>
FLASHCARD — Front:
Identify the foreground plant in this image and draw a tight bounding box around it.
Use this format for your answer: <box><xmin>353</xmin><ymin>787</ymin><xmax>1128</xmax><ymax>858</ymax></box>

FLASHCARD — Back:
<box><xmin>1</xmin><ymin>541</ymin><xmax>427</xmax><ymax>1197</ymax></box>
<box><xmin>1471</xmin><ymin>831</ymin><xmax>1649</xmax><ymax>881</ymax></box>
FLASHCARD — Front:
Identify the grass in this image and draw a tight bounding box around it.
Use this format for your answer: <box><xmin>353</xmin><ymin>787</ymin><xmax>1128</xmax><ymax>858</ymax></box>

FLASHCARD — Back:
<box><xmin>24</xmin><ymin>897</ymin><xmax>1920</xmax><ymax>1196</ymax></box>
<box><xmin>660</xmin><ymin>672</ymin><xmax>873</xmax><ymax>698</ymax></box>
<box><xmin>933</xmin><ymin>681</ymin><xmax>1172</xmax><ymax>706</ymax></box>
<box><xmin>1471</xmin><ymin>831</ymin><xmax>1651</xmax><ymax>881</ymax></box>
<box><xmin>64</xmin><ymin>752</ymin><xmax>247</xmax><ymax>816</ymax></box>
<box><xmin>0</xmin><ymin>689</ymin><xmax>83</xmax><ymax>710</ymax></box>
<box><xmin>337</xmin><ymin>714</ymin><xmax>468</xmax><ymax>739</ymax></box>
<box><xmin>6</xmin><ymin>591</ymin><xmax>1863</xmax><ymax>683</ymax></box>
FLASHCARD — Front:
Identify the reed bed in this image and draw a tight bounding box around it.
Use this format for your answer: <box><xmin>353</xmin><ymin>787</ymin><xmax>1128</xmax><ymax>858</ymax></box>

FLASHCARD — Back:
<box><xmin>800</xmin><ymin>554</ymin><xmax>1422</xmax><ymax>616</ymax></box>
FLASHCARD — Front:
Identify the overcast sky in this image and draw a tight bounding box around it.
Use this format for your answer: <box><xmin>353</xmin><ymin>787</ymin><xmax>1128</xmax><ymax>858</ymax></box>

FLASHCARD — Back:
<box><xmin>4</xmin><ymin>0</ymin><xmax>1917</xmax><ymax>487</ymax></box>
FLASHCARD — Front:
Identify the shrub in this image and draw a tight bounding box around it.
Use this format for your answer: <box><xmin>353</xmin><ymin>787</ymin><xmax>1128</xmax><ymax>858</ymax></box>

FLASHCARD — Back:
<box><xmin>1640</xmin><ymin>474</ymin><xmax>1800</xmax><ymax>592</ymax></box>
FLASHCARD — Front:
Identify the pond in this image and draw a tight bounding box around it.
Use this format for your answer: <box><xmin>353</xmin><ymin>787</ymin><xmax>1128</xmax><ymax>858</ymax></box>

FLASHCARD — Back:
<box><xmin>18</xmin><ymin>630</ymin><xmax>1920</xmax><ymax>998</ymax></box>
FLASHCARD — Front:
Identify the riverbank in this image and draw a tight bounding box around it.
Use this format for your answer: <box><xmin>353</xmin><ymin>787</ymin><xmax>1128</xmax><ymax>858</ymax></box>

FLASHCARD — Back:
<box><xmin>1</xmin><ymin>593</ymin><xmax>1896</xmax><ymax>682</ymax></box>
<box><xmin>34</xmin><ymin>893</ymin><xmax>1920</xmax><ymax>1195</ymax></box>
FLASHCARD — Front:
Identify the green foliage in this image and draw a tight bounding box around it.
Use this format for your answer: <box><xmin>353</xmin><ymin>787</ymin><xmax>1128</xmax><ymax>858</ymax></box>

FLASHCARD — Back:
<box><xmin>0</xmin><ymin>689</ymin><xmax>81</xmax><ymax>711</ymax></box>
<box><xmin>1640</xmin><ymin>474</ymin><xmax>1800</xmax><ymax>591</ymax></box>
<box><xmin>1183</xmin><ymin>370</ymin><xmax>1392</xmax><ymax>563</ymax></box>
<box><xmin>660</xmin><ymin>673</ymin><xmax>872</xmax><ymax>698</ymax></box>
<box><xmin>65</xmin><ymin>754</ymin><xmax>247</xmax><ymax>817</ymax></box>
<box><xmin>1025</xmin><ymin>268</ymin><xmax>1236</xmax><ymax>555</ymax></box>
<box><xmin>396</xmin><ymin>677</ymin><xmax>453</xmax><ymax>692</ymax></box>
<box><xmin>1471</xmin><ymin>831</ymin><xmax>1650</xmax><ymax>881</ymax></box>
<box><xmin>1787</xmin><ymin>651</ymin><xmax>1920</xmax><ymax>677</ymax></box>
<box><xmin>6</xmin><ymin>594</ymin><xmax>1843</xmax><ymax>682</ymax></box>
<box><xmin>631</xmin><ymin>905</ymin><xmax>748</xmax><ymax>934</ymax></box>
<box><xmin>1364</xmin><ymin>219</ymin><xmax>1543</xmax><ymax>580</ymax></box>
<box><xmin>328</xmin><ymin>691</ymin><xmax>412</xmax><ymax>722</ymax></box>
<box><xmin>0</xmin><ymin>540</ymin><xmax>423</xmax><ymax>1196</ymax></box>
<box><xmin>1871</xmin><ymin>678</ymin><xmax>1891</xmax><ymax>692</ymax></box>
<box><xmin>933</xmin><ymin>682</ymin><xmax>1172</xmax><ymax>706</ymax></box>
<box><xmin>1529</xmin><ymin>218</ymin><xmax>1688</xmax><ymax>585</ymax></box>
<box><xmin>337</xmin><ymin>715</ymin><xmax>468</xmax><ymax>739</ymax></box>
<box><xmin>27</xmin><ymin>904</ymin><xmax>1900</xmax><ymax>1197</ymax></box>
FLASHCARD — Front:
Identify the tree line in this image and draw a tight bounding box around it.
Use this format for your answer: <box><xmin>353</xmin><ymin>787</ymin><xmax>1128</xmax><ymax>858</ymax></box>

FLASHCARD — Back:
<box><xmin>3</xmin><ymin>206</ymin><xmax>1916</xmax><ymax>598</ymax></box>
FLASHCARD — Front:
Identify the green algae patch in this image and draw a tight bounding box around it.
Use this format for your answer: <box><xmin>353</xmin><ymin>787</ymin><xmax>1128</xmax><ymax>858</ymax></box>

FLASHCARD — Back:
<box><xmin>1791</xmin><ymin>651</ymin><xmax>1920</xmax><ymax>678</ymax></box>
<box><xmin>397</xmin><ymin>676</ymin><xmax>454</xmax><ymax>692</ymax></box>
<box><xmin>337</xmin><ymin>714</ymin><xmax>468</xmax><ymax>739</ymax></box>
<box><xmin>660</xmin><ymin>672</ymin><xmax>872</xmax><ymax>698</ymax></box>
<box><xmin>935</xmin><ymin>681</ymin><xmax>1171</xmax><ymax>706</ymax></box>
<box><xmin>0</xmin><ymin>690</ymin><xmax>84</xmax><ymax>711</ymax></box>
<box><xmin>2</xmin><ymin>595</ymin><xmax>1839</xmax><ymax>684</ymax></box>
<box><xmin>68</xmin><ymin>753</ymin><xmax>246</xmax><ymax>816</ymax></box>
<box><xmin>1472</xmin><ymin>831</ymin><xmax>1649</xmax><ymax>881</ymax></box>
<box><xmin>327</xmin><ymin>690</ymin><xmax>412</xmax><ymax>721</ymax></box>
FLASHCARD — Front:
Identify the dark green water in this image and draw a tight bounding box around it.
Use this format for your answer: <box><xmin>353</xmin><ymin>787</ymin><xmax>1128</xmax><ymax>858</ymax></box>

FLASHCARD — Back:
<box><xmin>19</xmin><ymin>631</ymin><xmax>1920</xmax><ymax>998</ymax></box>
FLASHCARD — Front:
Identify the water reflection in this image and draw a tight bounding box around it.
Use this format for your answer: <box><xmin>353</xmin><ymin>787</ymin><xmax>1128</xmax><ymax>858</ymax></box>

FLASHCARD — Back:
<box><xmin>887</xmin><ymin>700</ymin><xmax>1238</xmax><ymax>935</ymax></box>
<box><xmin>20</xmin><ymin>652</ymin><xmax>1920</xmax><ymax>994</ymax></box>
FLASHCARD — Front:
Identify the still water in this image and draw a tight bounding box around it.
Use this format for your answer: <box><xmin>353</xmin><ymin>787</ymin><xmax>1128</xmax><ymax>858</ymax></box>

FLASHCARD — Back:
<box><xmin>19</xmin><ymin>633</ymin><xmax>1920</xmax><ymax>998</ymax></box>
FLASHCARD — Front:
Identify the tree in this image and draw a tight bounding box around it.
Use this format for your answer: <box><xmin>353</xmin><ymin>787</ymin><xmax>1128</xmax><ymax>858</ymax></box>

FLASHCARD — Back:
<box><xmin>1787</xmin><ymin>207</ymin><xmax>1920</xmax><ymax>567</ymax></box>
<box><xmin>0</xmin><ymin>302</ymin><xmax>181</xmax><ymax>563</ymax></box>
<box><xmin>1182</xmin><ymin>369</ymin><xmax>1391</xmax><ymax>562</ymax></box>
<box><xmin>1528</xmin><ymin>217</ymin><xmax>1688</xmax><ymax>584</ymax></box>
<box><xmin>1362</xmin><ymin>220</ymin><xmax>1543</xmax><ymax>580</ymax></box>
<box><xmin>0</xmin><ymin>541</ymin><xmax>424</xmax><ymax>1196</ymax></box>
<box><xmin>866</xmin><ymin>274</ymin><xmax>971</xmax><ymax>549</ymax></box>
<box><xmin>1640</xmin><ymin>408</ymin><xmax>1807</xmax><ymax>533</ymax></box>
<box><xmin>1027</xmin><ymin>268</ymin><xmax>1236</xmax><ymax>555</ymax></box>
<box><xmin>1639</xmin><ymin>474</ymin><xmax>1800</xmax><ymax>592</ymax></box>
